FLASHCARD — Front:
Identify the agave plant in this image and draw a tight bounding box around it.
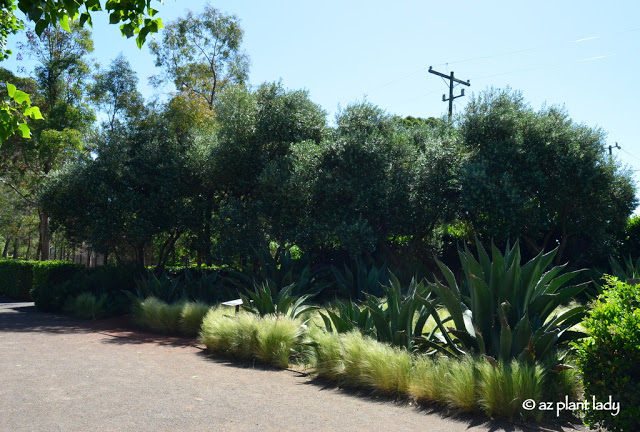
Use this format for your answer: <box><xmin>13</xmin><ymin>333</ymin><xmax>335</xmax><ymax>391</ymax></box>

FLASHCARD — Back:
<box><xmin>363</xmin><ymin>273</ymin><xmax>435</xmax><ymax>350</ymax></box>
<box><xmin>227</xmin><ymin>245</ymin><xmax>330</xmax><ymax>296</ymax></box>
<box><xmin>133</xmin><ymin>270</ymin><xmax>185</xmax><ymax>304</ymax></box>
<box><xmin>608</xmin><ymin>255</ymin><xmax>640</xmax><ymax>281</ymax></box>
<box><xmin>424</xmin><ymin>239</ymin><xmax>588</xmax><ymax>365</ymax></box>
<box><xmin>331</xmin><ymin>257</ymin><xmax>388</xmax><ymax>301</ymax></box>
<box><xmin>318</xmin><ymin>299</ymin><xmax>375</xmax><ymax>336</ymax></box>
<box><xmin>240</xmin><ymin>281</ymin><xmax>318</xmax><ymax>319</ymax></box>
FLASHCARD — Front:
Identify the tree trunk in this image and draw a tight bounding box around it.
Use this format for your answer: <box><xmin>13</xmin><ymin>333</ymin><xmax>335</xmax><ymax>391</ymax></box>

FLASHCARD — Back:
<box><xmin>2</xmin><ymin>237</ymin><xmax>10</xmax><ymax>258</ymax></box>
<box><xmin>25</xmin><ymin>236</ymin><xmax>31</xmax><ymax>260</ymax></box>
<box><xmin>12</xmin><ymin>240</ymin><xmax>18</xmax><ymax>259</ymax></box>
<box><xmin>39</xmin><ymin>211</ymin><xmax>51</xmax><ymax>261</ymax></box>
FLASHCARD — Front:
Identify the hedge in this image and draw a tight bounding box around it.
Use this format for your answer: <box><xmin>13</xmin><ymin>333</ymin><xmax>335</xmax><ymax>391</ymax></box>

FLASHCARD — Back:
<box><xmin>0</xmin><ymin>259</ymin><xmax>84</xmax><ymax>302</ymax></box>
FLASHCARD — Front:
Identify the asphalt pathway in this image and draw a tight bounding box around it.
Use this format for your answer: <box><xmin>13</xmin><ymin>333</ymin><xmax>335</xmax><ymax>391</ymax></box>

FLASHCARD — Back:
<box><xmin>0</xmin><ymin>299</ymin><xmax>586</xmax><ymax>432</ymax></box>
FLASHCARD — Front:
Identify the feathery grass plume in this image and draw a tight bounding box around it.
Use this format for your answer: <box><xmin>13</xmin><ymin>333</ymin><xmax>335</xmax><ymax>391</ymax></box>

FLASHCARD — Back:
<box><xmin>363</xmin><ymin>341</ymin><xmax>412</xmax><ymax>394</ymax></box>
<box><xmin>72</xmin><ymin>292</ymin><xmax>106</xmax><ymax>320</ymax></box>
<box><xmin>199</xmin><ymin>307</ymin><xmax>256</xmax><ymax>360</ymax></box>
<box><xmin>253</xmin><ymin>314</ymin><xmax>305</xmax><ymax>368</ymax></box>
<box><xmin>340</xmin><ymin>331</ymin><xmax>371</xmax><ymax>387</ymax></box>
<box><xmin>410</xmin><ymin>355</ymin><xmax>447</xmax><ymax>403</ymax></box>
<box><xmin>308</xmin><ymin>327</ymin><xmax>345</xmax><ymax>380</ymax></box>
<box><xmin>477</xmin><ymin>359</ymin><xmax>545</xmax><ymax>421</ymax></box>
<box><xmin>440</xmin><ymin>355</ymin><xmax>479</xmax><ymax>412</ymax></box>
<box><xmin>339</xmin><ymin>331</ymin><xmax>412</xmax><ymax>394</ymax></box>
<box><xmin>135</xmin><ymin>297</ymin><xmax>185</xmax><ymax>334</ymax></box>
<box><xmin>179</xmin><ymin>301</ymin><xmax>211</xmax><ymax>336</ymax></box>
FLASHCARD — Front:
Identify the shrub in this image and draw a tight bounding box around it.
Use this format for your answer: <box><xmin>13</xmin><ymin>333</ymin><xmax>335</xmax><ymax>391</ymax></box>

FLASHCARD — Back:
<box><xmin>30</xmin><ymin>261</ymin><xmax>85</xmax><ymax>310</ymax></box>
<box><xmin>0</xmin><ymin>260</ymin><xmax>34</xmax><ymax>300</ymax></box>
<box><xmin>574</xmin><ymin>276</ymin><xmax>640</xmax><ymax>431</ymax></box>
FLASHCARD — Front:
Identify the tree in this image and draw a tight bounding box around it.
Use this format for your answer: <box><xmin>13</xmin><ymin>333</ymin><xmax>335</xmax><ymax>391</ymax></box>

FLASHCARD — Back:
<box><xmin>149</xmin><ymin>5</ymin><xmax>249</xmax><ymax>109</ymax></box>
<box><xmin>459</xmin><ymin>88</ymin><xmax>637</xmax><ymax>266</ymax></box>
<box><xmin>0</xmin><ymin>0</ymin><xmax>163</xmax><ymax>143</ymax></box>
<box><xmin>1</xmin><ymin>23</ymin><xmax>94</xmax><ymax>260</ymax></box>
<box><xmin>89</xmin><ymin>53</ymin><xmax>145</xmax><ymax>131</ymax></box>
<box><xmin>40</xmin><ymin>108</ymin><xmax>199</xmax><ymax>268</ymax></box>
<box><xmin>271</xmin><ymin>102</ymin><xmax>461</xmax><ymax>263</ymax></box>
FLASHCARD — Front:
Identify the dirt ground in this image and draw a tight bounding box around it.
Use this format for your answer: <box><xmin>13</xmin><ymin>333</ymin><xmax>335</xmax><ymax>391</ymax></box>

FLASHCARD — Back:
<box><xmin>0</xmin><ymin>298</ymin><xmax>587</xmax><ymax>432</ymax></box>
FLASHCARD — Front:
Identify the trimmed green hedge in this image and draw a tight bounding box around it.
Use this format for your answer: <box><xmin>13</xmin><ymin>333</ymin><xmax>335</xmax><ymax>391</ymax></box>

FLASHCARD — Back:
<box><xmin>30</xmin><ymin>261</ymin><xmax>86</xmax><ymax>311</ymax></box>
<box><xmin>0</xmin><ymin>259</ymin><xmax>84</xmax><ymax>302</ymax></box>
<box><xmin>0</xmin><ymin>260</ymin><xmax>35</xmax><ymax>300</ymax></box>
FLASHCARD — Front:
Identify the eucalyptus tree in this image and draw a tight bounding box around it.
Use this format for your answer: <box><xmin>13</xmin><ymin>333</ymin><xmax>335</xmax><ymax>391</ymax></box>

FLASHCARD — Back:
<box><xmin>89</xmin><ymin>53</ymin><xmax>145</xmax><ymax>131</ymax></box>
<box><xmin>1</xmin><ymin>23</ymin><xmax>94</xmax><ymax>259</ymax></box>
<box><xmin>149</xmin><ymin>5</ymin><xmax>250</xmax><ymax>109</ymax></box>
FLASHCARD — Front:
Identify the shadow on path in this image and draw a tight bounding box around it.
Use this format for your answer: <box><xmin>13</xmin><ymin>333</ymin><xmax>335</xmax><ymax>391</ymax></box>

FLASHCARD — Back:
<box><xmin>0</xmin><ymin>296</ymin><xmax>199</xmax><ymax>349</ymax></box>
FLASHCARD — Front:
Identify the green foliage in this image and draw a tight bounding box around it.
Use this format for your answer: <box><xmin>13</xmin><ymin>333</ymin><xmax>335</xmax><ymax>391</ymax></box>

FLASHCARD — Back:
<box><xmin>331</xmin><ymin>257</ymin><xmax>387</xmax><ymax>300</ymax></box>
<box><xmin>0</xmin><ymin>259</ymin><xmax>34</xmax><ymax>299</ymax></box>
<box><xmin>477</xmin><ymin>359</ymin><xmax>544</xmax><ymax>421</ymax></box>
<box><xmin>179</xmin><ymin>301</ymin><xmax>211</xmax><ymax>336</ymax></box>
<box><xmin>199</xmin><ymin>308</ymin><xmax>305</xmax><ymax>368</ymax></box>
<box><xmin>363</xmin><ymin>273</ymin><xmax>433</xmax><ymax>350</ymax></box>
<box><xmin>134</xmin><ymin>271</ymin><xmax>184</xmax><ymax>304</ymax></box>
<box><xmin>608</xmin><ymin>255</ymin><xmax>640</xmax><ymax>281</ymax></box>
<box><xmin>574</xmin><ymin>276</ymin><xmax>640</xmax><ymax>431</ymax></box>
<box><xmin>286</xmin><ymin>102</ymin><xmax>461</xmax><ymax>260</ymax></box>
<box><xmin>460</xmin><ymin>88</ymin><xmax>637</xmax><ymax>266</ymax></box>
<box><xmin>1</xmin><ymin>81</ymin><xmax>43</xmax><ymax>141</ymax></box>
<box><xmin>318</xmin><ymin>299</ymin><xmax>374</xmax><ymax>336</ymax></box>
<box><xmin>15</xmin><ymin>0</ymin><xmax>162</xmax><ymax>48</ymax></box>
<box><xmin>71</xmin><ymin>292</ymin><xmax>106</xmax><ymax>320</ymax></box>
<box><xmin>228</xmin><ymin>246</ymin><xmax>329</xmax><ymax>297</ymax></box>
<box><xmin>30</xmin><ymin>260</ymin><xmax>85</xmax><ymax>308</ymax></box>
<box><xmin>617</xmin><ymin>214</ymin><xmax>640</xmax><ymax>259</ymax></box>
<box><xmin>133</xmin><ymin>297</ymin><xmax>184</xmax><ymax>334</ymax></box>
<box><xmin>149</xmin><ymin>5</ymin><xmax>248</xmax><ymax>108</ymax></box>
<box><xmin>240</xmin><ymin>281</ymin><xmax>317</xmax><ymax>320</ymax></box>
<box><xmin>427</xmin><ymin>239</ymin><xmax>587</xmax><ymax>365</ymax></box>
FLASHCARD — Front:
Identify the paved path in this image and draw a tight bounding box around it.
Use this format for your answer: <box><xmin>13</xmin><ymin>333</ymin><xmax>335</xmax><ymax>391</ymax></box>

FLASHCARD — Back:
<box><xmin>0</xmin><ymin>299</ymin><xmax>584</xmax><ymax>432</ymax></box>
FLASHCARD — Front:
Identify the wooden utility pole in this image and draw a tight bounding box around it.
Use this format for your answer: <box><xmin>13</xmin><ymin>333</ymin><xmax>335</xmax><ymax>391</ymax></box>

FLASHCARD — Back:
<box><xmin>608</xmin><ymin>142</ymin><xmax>621</xmax><ymax>156</ymax></box>
<box><xmin>428</xmin><ymin>66</ymin><xmax>470</xmax><ymax>121</ymax></box>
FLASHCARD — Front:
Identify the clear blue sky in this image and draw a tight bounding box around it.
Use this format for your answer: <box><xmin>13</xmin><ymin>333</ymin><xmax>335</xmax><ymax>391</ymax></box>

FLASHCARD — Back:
<box><xmin>7</xmin><ymin>0</ymin><xmax>640</xmax><ymax>206</ymax></box>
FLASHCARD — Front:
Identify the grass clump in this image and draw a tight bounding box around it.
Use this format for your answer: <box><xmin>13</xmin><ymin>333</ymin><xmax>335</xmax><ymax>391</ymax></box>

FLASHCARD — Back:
<box><xmin>310</xmin><ymin>330</ymin><xmax>412</xmax><ymax>395</ymax></box>
<box><xmin>199</xmin><ymin>308</ymin><xmax>305</xmax><ymax>368</ymax></box>
<box><xmin>134</xmin><ymin>297</ymin><xmax>184</xmax><ymax>334</ymax></box>
<box><xmin>179</xmin><ymin>301</ymin><xmax>211</xmax><ymax>336</ymax></box>
<box><xmin>71</xmin><ymin>292</ymin><xmax>107</xmax><ymax>320</ymax></box>
<box><xmin>477</xmin><ymin>359</ymin><xmax>545</xmax><ymax>421</ymax></box>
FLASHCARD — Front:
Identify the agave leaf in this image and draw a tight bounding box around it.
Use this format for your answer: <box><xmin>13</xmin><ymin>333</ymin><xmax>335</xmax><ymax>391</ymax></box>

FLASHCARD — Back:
<box><xmin>435</xmin><ymin>259</ymin><xmax>461</xmax><ymax>300</ymax></box>
<box><xmin>511</xmin><ymin>312</ymin><xmax>533</xmax><ymax>357</ymax></box>
<box><xmin>542</xmin><ymin>269</ymin><xmax>582</xmax><ymax>295</ymax></box>
<box><xmin>430</xmin><ymin>279</ymin><xmax>466</xmax><ymax>332</ymax></box>
<box><xmin>318</xmin><ymin>311</ymin><xmax>334</xmax><ymax>332</ymax></box>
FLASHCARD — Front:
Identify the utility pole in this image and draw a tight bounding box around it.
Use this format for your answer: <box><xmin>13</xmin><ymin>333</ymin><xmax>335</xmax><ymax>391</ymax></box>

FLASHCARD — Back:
<box><xmin>428</xmin><ymin>66</ymin><xmax>470</xmax><ymax>121</ymax></box>
<box><xmin>608</xmin><ymin>142</ymin><xmax>621</xmax><ymax>156</ymax></box>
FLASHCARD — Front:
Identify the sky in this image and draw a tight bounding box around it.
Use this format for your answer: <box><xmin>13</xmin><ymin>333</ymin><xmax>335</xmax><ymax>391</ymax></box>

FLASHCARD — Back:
<box><xmin>6</xmin><ymin>0</ymin><xmax>640</xmax><ymax>205</ymax></box>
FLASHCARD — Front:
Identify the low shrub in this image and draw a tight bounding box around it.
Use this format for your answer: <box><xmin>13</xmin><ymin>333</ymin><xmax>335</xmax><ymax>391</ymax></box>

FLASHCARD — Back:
<box><xmin>574</xmin><ymin>276</ymin><xmax>640</xmax><ymax>431</ymax></box>
<box><xmin>199</xmin><ymin>308</ymin><xmax>305</xmax><ymax>368</ymax></box>
<box><xmin>32</xmin><ymin>264</ymin><xmax>138</xmax><ymax>315</ymax></box>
